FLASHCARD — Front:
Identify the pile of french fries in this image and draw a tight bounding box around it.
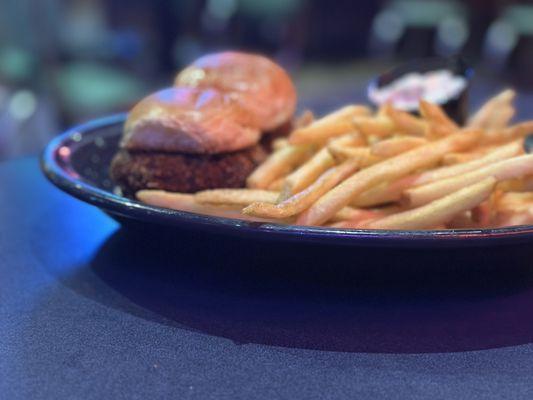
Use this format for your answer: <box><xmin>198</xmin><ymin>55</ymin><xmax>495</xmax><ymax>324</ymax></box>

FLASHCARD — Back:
<box><xmin>138</xmin><ymin>89</ymin><xmax>533</xmax><ymax>230</ymax></box>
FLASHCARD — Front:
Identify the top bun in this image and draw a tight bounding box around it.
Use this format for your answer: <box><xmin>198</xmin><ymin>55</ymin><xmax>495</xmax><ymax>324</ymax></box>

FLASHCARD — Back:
<box><xmin>122</xmin><ymin>87</ymin><xmax>261</xmax><ymax>154</ymax></box>
<box><xmin>175</xmin><ymin>51</ymin><xmax>297</xmax><ymax>132</ymax></box>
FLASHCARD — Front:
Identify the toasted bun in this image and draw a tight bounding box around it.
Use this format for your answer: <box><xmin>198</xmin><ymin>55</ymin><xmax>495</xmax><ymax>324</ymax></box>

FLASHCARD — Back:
<box><xmin>122</xmin><ymin>87</ymin><xmax>261</xmax><ymax>154</ymax></box>
<box><xmin>175</xmin><ymin>51</ymin><xmax>297</xmax><ymax>131</ymax></box>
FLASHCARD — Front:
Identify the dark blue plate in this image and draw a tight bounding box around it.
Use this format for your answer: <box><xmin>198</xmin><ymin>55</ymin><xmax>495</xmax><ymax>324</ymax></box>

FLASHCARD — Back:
<box><xmin>40</xmin><ymin>114</ymin><xmax>533</xmax><ymax>248</ymax></box>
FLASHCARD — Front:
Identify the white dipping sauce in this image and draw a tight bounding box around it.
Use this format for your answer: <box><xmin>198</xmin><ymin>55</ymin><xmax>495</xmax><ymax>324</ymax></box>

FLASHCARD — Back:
<box><xmin>369</xmin><ymin>69</ymin><xmax>467</xmax><ymax>111</ymax></box>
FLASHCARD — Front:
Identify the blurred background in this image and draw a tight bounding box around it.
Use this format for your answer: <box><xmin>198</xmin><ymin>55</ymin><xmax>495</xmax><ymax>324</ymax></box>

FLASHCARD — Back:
<box><xmin>1</xmin><ymin>0</ymin><xmax>532</xmax><ymax>161</ymax></box>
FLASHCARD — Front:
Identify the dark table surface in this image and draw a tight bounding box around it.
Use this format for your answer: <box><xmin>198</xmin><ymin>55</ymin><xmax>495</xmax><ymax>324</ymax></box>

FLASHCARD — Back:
<box><xmin>2</xmin><ymin>157</ymin><xmax>533</xmax><ymax>400</ymax></box>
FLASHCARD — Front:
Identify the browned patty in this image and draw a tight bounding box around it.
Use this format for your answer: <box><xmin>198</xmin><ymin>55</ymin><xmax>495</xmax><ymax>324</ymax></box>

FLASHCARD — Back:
<box><xmin>110</xmin><ymin>144</ymin><xmax>267</xmax><ymax>196</ymax></box>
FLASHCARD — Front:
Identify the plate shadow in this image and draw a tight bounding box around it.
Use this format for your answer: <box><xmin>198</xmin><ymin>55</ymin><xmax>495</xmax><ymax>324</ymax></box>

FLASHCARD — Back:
<box><xmin>86</xmin><ymin>226</ymin><xmax>533</xmax><ymax>354</ymax></box>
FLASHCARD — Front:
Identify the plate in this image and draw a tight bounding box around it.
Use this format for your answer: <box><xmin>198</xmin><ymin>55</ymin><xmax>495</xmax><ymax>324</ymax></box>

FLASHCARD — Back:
<box><xmin>41</xmin><ymin>114</ymin><xmax>533</xmax><ymax>248</ymax></box>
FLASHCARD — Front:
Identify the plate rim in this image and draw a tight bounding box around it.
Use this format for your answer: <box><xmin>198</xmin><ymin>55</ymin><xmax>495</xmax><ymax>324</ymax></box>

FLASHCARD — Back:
<box><xmin>40</xmin><ymin>113</ymin><xmax>533</xmax><ymax>248</ymax></box>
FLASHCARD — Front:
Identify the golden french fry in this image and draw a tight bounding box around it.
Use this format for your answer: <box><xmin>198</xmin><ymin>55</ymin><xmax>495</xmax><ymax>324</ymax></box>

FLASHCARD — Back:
<box><xmin>419</xmin><ymin>100</ymin><xmax>458</xmax><ymax>133</ymax></box>
<box><xmin>371</xmin><ymin>136</ymin><xmax>428</xmax><ymax>157</ymax></box>
<box><xmin>471</xmin><ymin>200</ymin><xmax>492</xmax><ymax>226</ymax></box>
<box><xmin>441</xmin><ymin>152</ymin><xmax>484</xmax><ymax>165</ymax></box>
<box><xmin>352</xmin><ymin>115</ymin><xmax>395</xmax><ymax>137</ymax></box>
<box><xmin>267</xmin><ymin>177</ymin><xmax>286</xmax><ymax>191</ymax></box>
<box><xmin>328</xmin><ymin>206</ymin><xmax>366</xmax><ymax>222</ymax></box>
<box><xmin>279</xmin><ymin>148</ymin><xmax>336</xmax><ymax>200</ymax></box>
<box><xmin>468</xmin><ymin>89</ymin><xmax>516</xmax><ymax>129</ymax></box>
<box><xmin>494</xmin><ymin>191</ymin><xmax>533</xmax><ymax>227</ymax></box>
<box><xmin>349</xmin><ymin>140</ymin><xmax>518</xmax><ymax>208</ymax></box>
<box><xmin>495</xmin><ymin>210</ymin><xmax>533</xmax><ymax>227</ymax></box>
<box><xmin>496</xmin><ymin>192</ymin><xmax>533</xmax><ymax>212</ymax></box>
<box><xmin>417</xmin><ymin>140</ymin><xmax>523</xmax><ymax>184</ymax></box>
<box><xmin>496</xmin><ymin>106</ymin><xmax>515</xmax><ymax>127</ymax></box>
<box><xmin>350</xmin><ymin>178</ymin><xmax>416</xmax><ymax>208</ymax></box>
<box><xmin>297</xmin><ymin>128</ymin><xmax>481</xmax><ymax>226</ymax></box>
<box><xmin>329</xmin><ymin>213</ymin><xmax>385</xmax><ymax>229</ymax></box>
<box><xmin>294</xmin><ymin>109</ymin><xmax>315</xmax><ymax>129</ymax></box>
<box><xmin>365</xmin><ymin>178</ymin><xmax>496</xmax><ymax>230</ymax></box>
<box><xmin>447</xmin><ymin>211</ymin><xmax>475</xmax><ymax>229</ymax></box>
<box><xmin>243</xmin><ymin>159</ymin><xmax>360</xmax><ymax>219</ymax></box>
<box><xmin>289</xmin><ymin>120</ymin><xmax>354</xmax><ymax>145</ymax></box>
<box><xmin>384</xmin><ymin>104</ymin><xmax>427</xmax><ymax>136</ymax></box>
<box><xmin>272</xmin><ymin>138</ymin><xmax>289</xmax><ymax>151</ymax></box>
<box><xmin>246</xmin><ymin>145</ymin><xmax>312</xmax><ymax>189</ymax></box>
<box><xmin>426</xmin><ymin>125</ymin><xmax>458</xmax><ymax>140</ymax></box>
<box><xmin>137</xmin><ymin>191</ymin><xmax>289</xmax><ymax>223</ymax></box>
<box><xmin>488</xmin><ymin>106</ymin><xmax>515</xmax><ymax>130</ymax></box>
<box><xmin>327</xmin><ymin>146</ymin><xmax>382</xmax><ymax>166</ymax></box>
<box><xmin>498</xmin><ymin>175</ymin><xmax>533</xmax><ymax>192</ymax></box>
<box><xmin>351</xmin><ymin>140</ymin><xmax>522</xmax><ymax>208</ymax></box>
<box><xmin>330</xmin><ymin>131</ymin><xmax>368</xmax><ymax>147</ymax></box>
<box><xmin>352</xmin><ymin>141</ymin><xmax>526</xmax><ymax>208</ymax></box>
<box><xmin>195</xmin><ymin>189</ymin><xmax>279</xmax><ymax>206</ymax></box>
<box><xmin>404</xmin><ymin>154</ymin><xmax>533</xmax><ymax>207</ymax></box>
<box><xmin>289</xmin><ymin>105</ymin><xmax>370</xmax><ymax>145</ymax></box>
<box><xmin>483</xmin><ymin>121</ymin><xmax>533</xmax><ymax>144</ymax></box>
<box><xmin>329</xmin><ymin>206</ymin><xmax>402</xmax><ymax>228</ymax></box>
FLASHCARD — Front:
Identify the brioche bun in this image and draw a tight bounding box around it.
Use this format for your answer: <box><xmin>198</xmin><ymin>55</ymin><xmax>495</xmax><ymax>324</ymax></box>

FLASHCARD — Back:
<box><xmin>175</xmin><ymin>51</ymin><xmax>297</xmax><ymax>131</ymax></box>
<box><xmin>122</xmin><ymin>87</ymin><xmax>261</xmax><ymax>154</ymax></box>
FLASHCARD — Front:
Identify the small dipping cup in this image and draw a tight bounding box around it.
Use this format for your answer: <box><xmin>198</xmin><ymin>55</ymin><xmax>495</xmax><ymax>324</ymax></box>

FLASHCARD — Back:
<box><xmin>368</xmin><ymin>57</ymin><xmax>473</xmax><ymax>125</ymax></box>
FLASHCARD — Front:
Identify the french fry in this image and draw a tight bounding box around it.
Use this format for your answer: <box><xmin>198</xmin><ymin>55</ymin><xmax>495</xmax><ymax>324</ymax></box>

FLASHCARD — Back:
<box><xmin>447</xmin><ymin>211</ymin><xmax>475</xmax><ymax>229</ymax></box>
<box><xmin>489</xmin><ymin>106</ymin><xmax>515</xmax><ymax>130</ymax></box>
<box><xmin>404</xmin><ymin>154</ymin><xmax>533</xmax><ymax>207</ymax></box>
<box><xmin>350</xmin><ymin>179</ymin><xmax>414</xmax><ymax>208</ymax></box>
<box><xmin>371</xmin><ymin>136</ymin><xmax>428</xmax><ymax>157</ymax></box>
<box><xmin>352</xmin><ymin>115</ymin><xmax>395</xmax><ymax>137</ymax></box>
<box><xmin>360</xmin><ymin>140</ymin><xmax>522</xmax><ymax>206</ymax></box>
<box><xmin>279</xmin><ymin>148</ymin><xmax>336</xmax><ymax>200</ymax></box>
<box><xmin>498</xmin><ymin>175</ymin><xmax>533</xmax><ymax>192</ymax></box>
<box><xmin>329</xmin><ymin>206</ymin><xmax>402</xmax><ymax>228</ymax></box>
<box><xmin>351</xmin><ymin>142</ymin><xmax>522</xmax><ymax>208</ymax></box>
<box><xmin>294</xmin><ymin>109</ymin><xmax>315</xmax><ymax>129</ymax></box>
<box><xmin>243</xmin><ymin>159</ymin><xmax>360</xmax><ymax>219</ymax></box>
<box><xmin>137</xmin><ymin>191</ymin><xmax>289</xmax><ymax>223</ymax></box>
<box><xmin>471</xmin><ymin>200</ymin><xmax>492</xmax><ymax>226</ymax></box>
<box><xmin>468</xmin><ymin>89</ymin><xmax>516</xmax><ymax>130</ymax></box>
<box><xmin>289</xmin><ymin>105</ymin><xmax>370</xmax><ymax>145</ymax></box>
<box><xmin>267</xmin><ymin>177</ymin><xmax>286</xmax><ymax>191</ymax></box>
<box><xmin>360</xmin><ymin>139</ymin><xmax>520</xmax><ymax>204</ymax></box>
<box><xmin>417</xmin><ymin>140</ymin><xmax>523</xmax><ymax>184</ymax></box>
<box><xmin>419</xmin><ymin>100</ymin><xmax>458</xmax><ymax>133</ymax></box>
<box><xmin>494</xmin><ymin>191</ymin><xmax>533</xmax><ymax>227</ymax></box>
<box><xmin>195</xmin><ymin>189</ymin><xmax>279</xmax><ymax>206</ymax></box>
<box><xmin>496</xmin><ymin>192</ymin><xmax>533</xmax><ymax>212</ymax></box>
<box><xmin>495</xmin><ymin>210</ymin><xmax>533</xmax><ymax>227</ymax></box>
<box><xmin>297</xmin><ymin>128</ymin><xmax>481</xmax><ymax>226</ymax></box>
<box><xmin>272</xmin><ymin>138</ymin><xmax>289</xmax><ymax>151</ymax></box>
<box><xmin>328</xmin><ymin>206</ymin><xmax>367</xmax><ymax>222</ymax></box>
<box><xmin>483</xmin><ymin>121</ymin><xmax>533</xmax><ymax>144</ymax></box>
<box><xmin>329</xmin><ymin>213</ymin><xmax>386</xmax><ymax>229</ymax></box>
<box><xmin>246</xmin><ymin>144</ymin><xmax>312</xmax><ymax>189</ymax></box>
<box><xmin>441</xmin><ymin>152</ymin><xmax>484</xmax><ymax>165</ymax></box>
<box><xmin>384</xmin><ymin>104</ymin><xmax>427</xmax><ymax>136</ymax></box>
<box><xmin>350</xmin><ymin>141</ymin><xmax>520</xmax><ymax>207</ymax></box>
<box><xmin>365</xmin><ymin>178</ymin><xmax>496</xmax><ymax>230</ymax></box>
<box><xmin>330</xmin><ymin>131</ymin><xmax>368</xmax><ymax>147</ymax></box>
<box><xmin>279</xmin><ymin>133</ymin><xmax>366</xmax><ymax>200</ymax></box>
<box><xmin>327</xmin><ymin>146</ymin><xmax>382</xmax><ymax>166</ymax></box>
